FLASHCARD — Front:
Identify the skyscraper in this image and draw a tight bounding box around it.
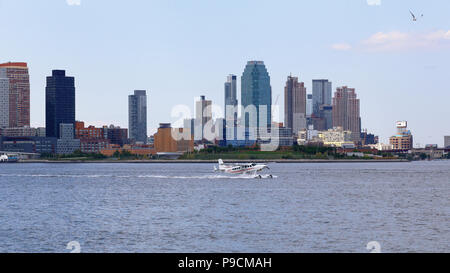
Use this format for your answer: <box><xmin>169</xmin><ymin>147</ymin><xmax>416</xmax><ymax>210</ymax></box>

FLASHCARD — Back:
<box><xmin>46</xmin><ymin>70</ymin><xmax>75</xmax><ymax>138</ymax></box>
<box><xmin>332</xmin><ymin>86</ymin><xmax>361</xmax><ymax>142</ymax></box>
<box><xmin>195</xmin><ymin>95</ymin><xmax>212</xmax><ymax>141</ymax></box>
<box><xmin>224</xmin><ymin>75</ymin><xmax>238</xmax><ymax>140</ymax></box>
<box><xmin>312</xmin><ymin>79</ymin><xmax>333</xmax><ymax>130</ymax></box>
<box><xmin>0</xmin><ymin>78</ymin><xmax>9</xmax><ymax>128</ymax></box>
<box><xmin>312</xmin><ymin>79</ymin><xmax>332</xmax><ymax>116</ymax></box>
<box><xmin>241</xmin><ymin>61</ymin><xmax>272</xmax><ymax>134</ymax></box>
<box><xmin>284</xmin><ymin>75</ymin><xmax>306</xmax><ymax>135</ymax></box>
<box><xmin>128</xmin><ymin>90</ymin><xmax>148</xmax><ymax>144</ymax></box>
<box><xmin>0</xmin><ymin>62</ymin><xmax>30</xmax><ymax>127</ymax></box>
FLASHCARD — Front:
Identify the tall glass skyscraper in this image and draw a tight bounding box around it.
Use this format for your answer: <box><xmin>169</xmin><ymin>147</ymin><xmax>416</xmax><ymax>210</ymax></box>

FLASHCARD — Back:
<box><xmin>224</xmin><ymin>75</ymin><xmax>238</xmax><ymax>140</ymax></box>
<box><xmin>312</xmin><ymin>79</ymin><xmax>332</xmax><ymax>116</ymax></box>
<box><xmin>312</xmin><ymin>79</ymin><xmax>333</xmax><ymax>130</ymax></box>
<box><xmin>241</xmin><ymin>61</ymin><xmax>272</xmax><ymax>133</ymax></box>
<box><xmin>45</xmin><ymin>70</ymin><xmax>75</xmax><ymax>138</ymax></box>
<box><xmin>128</xmin><ymin>90</ymin><xmax>148</xmax><ymax>144</ymax></box>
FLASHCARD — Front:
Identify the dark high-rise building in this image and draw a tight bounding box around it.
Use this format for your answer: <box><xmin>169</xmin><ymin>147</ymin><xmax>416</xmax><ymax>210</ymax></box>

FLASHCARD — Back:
<box><xmin>312</xmin><ymin>79</ymin><xmax>332</xmax><ymax>116</ymax></box>
<box><xmin>332</xmin><ymin>86</ymin><xmax>361</xmax><ymax>142</ymax></box>
<box><xmin>224</xmin><ymin>75</ymin><xmax>238</xmax><ymax>141</ymax></box>
<box><xmin>284</xmin><ymin>75</ymin><xmax>306</xmax><ymax>135</ymax></box>
<box><xmin>45</xmin><ymin>70</ymin><xmax>75</xmax><ymax>138</ymax></box>
<box><xmin>128</xmin><ymin>90</ymin><xmax>147</xmax><ymax>143</ymax></box>
<box><xmin>312</xmin><ymin>79</ymin><xmax>333</xmax><ymax>130</ymax></box>
<box><xmin>241</xmin><ymin>61</ymin><xmax>272</xmax><ymax>134</ymax></box>
<box><xmin>0</xmin><ymin>62</ymin><xmax>31</xmax><ymax>128</ymax></box>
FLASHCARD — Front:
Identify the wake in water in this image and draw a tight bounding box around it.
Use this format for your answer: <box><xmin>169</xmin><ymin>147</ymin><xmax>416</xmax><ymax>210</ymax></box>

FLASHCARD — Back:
<box><xmin>0</xmin><ymin>173</ymin><xmax>277</xmax><ymax>180</ymax></box>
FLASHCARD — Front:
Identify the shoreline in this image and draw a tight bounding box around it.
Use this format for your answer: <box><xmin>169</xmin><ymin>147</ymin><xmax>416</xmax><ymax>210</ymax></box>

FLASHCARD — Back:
<box><xmin>18</xmin><ymin>159</ymin><xmax>411</xmax><ymax>164</ymax></box>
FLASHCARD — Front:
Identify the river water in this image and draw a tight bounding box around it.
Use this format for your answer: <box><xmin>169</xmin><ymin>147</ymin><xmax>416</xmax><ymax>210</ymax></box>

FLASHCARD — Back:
<box><xmin>0</xmin><ymin>161</ymin><xmax>448</xmax><ymax>253</ymax></box>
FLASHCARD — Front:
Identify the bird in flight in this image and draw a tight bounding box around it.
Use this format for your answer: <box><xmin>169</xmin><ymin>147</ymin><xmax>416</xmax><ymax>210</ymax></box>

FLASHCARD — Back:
<box><xmin>410</xmin><ymin>10</ymin><xmax>423</xmax><ymax>22</ymax></box>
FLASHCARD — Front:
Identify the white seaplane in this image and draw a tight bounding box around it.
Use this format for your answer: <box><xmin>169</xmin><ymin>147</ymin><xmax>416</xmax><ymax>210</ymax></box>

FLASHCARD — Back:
<box><xmin>214</xmin><ymin>159</ymin><xmax>273</xmax><ymax>179</ymax></box>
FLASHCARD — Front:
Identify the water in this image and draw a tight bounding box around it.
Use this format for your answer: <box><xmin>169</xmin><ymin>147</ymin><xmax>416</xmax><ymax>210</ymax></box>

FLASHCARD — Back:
<box><xmin>0</xmin><ymin>161</ymin><xmax>448</xmax><ymax>253</ymax></box>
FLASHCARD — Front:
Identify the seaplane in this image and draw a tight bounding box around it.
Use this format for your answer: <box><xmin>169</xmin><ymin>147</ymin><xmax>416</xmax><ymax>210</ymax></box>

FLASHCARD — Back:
<box><xmin>214</xmin><ymin>159</ymin><xmax>273</xmax><ymax>179</ymax></box>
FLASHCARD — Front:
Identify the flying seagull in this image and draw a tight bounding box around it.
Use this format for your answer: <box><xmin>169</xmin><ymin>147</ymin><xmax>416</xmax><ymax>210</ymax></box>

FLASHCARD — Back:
<box><xmin>410</xmin><ymin>10</ymin><xmax>417</xmax><ymax>21</ymax></box>
<box><xmin>410</xmin><ymin>10</ymin><xmax>423</xmax><ymax>22</ymax></box>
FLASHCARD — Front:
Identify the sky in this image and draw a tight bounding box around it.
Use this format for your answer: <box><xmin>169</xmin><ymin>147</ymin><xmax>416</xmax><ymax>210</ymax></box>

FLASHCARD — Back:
<box><xmin>0</xmin><ymin>0</ymin><xmax>449</xmax><ymax>146</ymax></box>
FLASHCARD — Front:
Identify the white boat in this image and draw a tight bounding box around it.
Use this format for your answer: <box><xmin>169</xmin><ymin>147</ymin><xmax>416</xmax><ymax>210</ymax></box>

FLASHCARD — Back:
<box><xmin>0</xmin><ymin>154</ymin><xmax>19</xmax><ymax>163</ymax></box>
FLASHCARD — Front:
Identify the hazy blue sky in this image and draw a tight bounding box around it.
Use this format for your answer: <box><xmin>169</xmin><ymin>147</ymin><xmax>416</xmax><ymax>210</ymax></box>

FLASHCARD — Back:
<box><xmin>0</xmin><ymin>0</ymin><xmax>449</xmax><ymax>146</ymax></box>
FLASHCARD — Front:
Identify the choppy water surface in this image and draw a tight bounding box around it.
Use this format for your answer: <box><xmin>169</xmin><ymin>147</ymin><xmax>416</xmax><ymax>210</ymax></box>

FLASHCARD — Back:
<box><xmin>0</xmin><ymin>161</ymin><xmax>448</xmax><ymax>253</ymax></box>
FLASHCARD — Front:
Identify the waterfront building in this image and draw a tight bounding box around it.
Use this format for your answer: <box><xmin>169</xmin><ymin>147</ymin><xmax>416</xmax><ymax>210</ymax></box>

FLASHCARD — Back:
<box><xmin>104</xmin><ymin>125</ymin><xmax>128</xmax><ymax>146</ymax></box>
<box><xmin>445</xmin><ymin>136</ymin><xmax>450</xmax><ymax>148</ymax></box>
<box><xmin>0</xmin><ymin>126</ymin><xmax>37</xmax><ymax>137</ymax></box>
<box><xmin>332</xmin><ymin>86</ymin><xmax>361</xmax><ymax>143</ymax></box>
<box><xmin>0</xmin><ymin>62</ymin><xmax>30</xmax><ymax>128</ymax></box>
<box><xmin>0</xmin><ymin>135</ymin><xmax>57</xmax><ymax>155</ymax></box>
<box><xmin>101</xmin><ymin>144</ymin><xmax>155</xmax><ymax>158</ymax></box>
<box><xmin>318</xmin><ymin>127</ymin><xmax>354</xmax><ymax>147</ymax></box>
<box><xmin>154</xmin><ymin>123</ymin><xmax>194</xmax><ymax>153</ymax></box>
<box><xmin>389</xmin><ymin>121</ymin><xmax>413</xmax><ymax>151</ymax></box>
<box><xmin>46</xmin><ymin>70</ymin><xmax>75</xmax><ymax>138</ymax></box>
<box><xmin>0</xmin><ymin>78</ymin><xmax>9</xmax><ymax>128</ymax></box>
<box><xmin>241</xmin><ymin>61</ymin><xmax>272</xmax><ymax>135</ymax></box>
<box><xmin>56</xmin><ymin>123</ymin><xmax>80</xmax><ymax>155</ymax></box>
<box><xmin>361</xmin><ymin>130</ymin><xmax>378</xmax><ymax>146</ymax></box>
<box><xmin>74</xmin><ymin>121</ymin><xmax>109</xmax><ymax>153</ymax></box>
<box><xmin>75</xmin><ymin>121</ymin><xmax>105</xmax><ymax>139</ymax></box>
<box><xmin>368</xmin><ymin>143</ymin><xmax>393</xmax><ymax>151</ymax></box>
<box><xmin>195</xmin><ymin>95</ymin><xmax>212</xmax><ymax>141</ymax></box>
<box><xmin>224</xmin><ymin>75</ymin><xmax>238</xmax><ymax>141</ymax></box>
<box><xmin>411</xmin><ymin>147</ymin><xmax>446</xmax><ymax>160</ymax></box>
<box><xmin>297</xmin><ymin>125</ymin><xmax>319</xmax><ymax>146</ymax></box>
<box><xmin>79</xmin><ymin>138</ymin><xmax>110</xmax><ymax>154</ymax></box>
<box><xmin>74</xmin><ymin>122</ymin><xmax>129</xmax><ymax>152</ymax></box>
<box><xmin>128</xmin><ymin>90</ymin><xmax>148</xmax><ymax>144</ymax></box>
<box><xmin>284</xmin><ymin>75</ymin><xmax>307</xmax><ymax>136</ymax></box>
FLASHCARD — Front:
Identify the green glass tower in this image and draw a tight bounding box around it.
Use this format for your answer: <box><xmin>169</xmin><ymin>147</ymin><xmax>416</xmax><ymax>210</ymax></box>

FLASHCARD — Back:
<box><xmin>241</xmin><ymin>61</ymin><xmax>272</xmax><ymax>133</ymax></box>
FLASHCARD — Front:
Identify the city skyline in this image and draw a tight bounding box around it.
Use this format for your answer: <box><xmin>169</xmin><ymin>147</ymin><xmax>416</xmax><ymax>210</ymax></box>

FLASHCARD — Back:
<box><xmin>1</xmin><ymin>0</ymin><xmax>449</xmax><ymax>145</ymax></box>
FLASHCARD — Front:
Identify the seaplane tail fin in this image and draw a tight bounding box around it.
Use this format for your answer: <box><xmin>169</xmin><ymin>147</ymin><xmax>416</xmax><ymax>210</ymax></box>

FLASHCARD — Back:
<box><xmin>218</xmin><ymin>159</ymin><xmax>224</xmax><ymax>166</ymax></box>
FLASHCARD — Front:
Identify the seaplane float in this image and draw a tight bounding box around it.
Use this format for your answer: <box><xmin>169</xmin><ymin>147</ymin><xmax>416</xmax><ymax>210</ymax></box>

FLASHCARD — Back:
<box><xmin>214</xmin><ymin>159</ymin><xmax>273</xmax><ymax>179</ymax></box>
